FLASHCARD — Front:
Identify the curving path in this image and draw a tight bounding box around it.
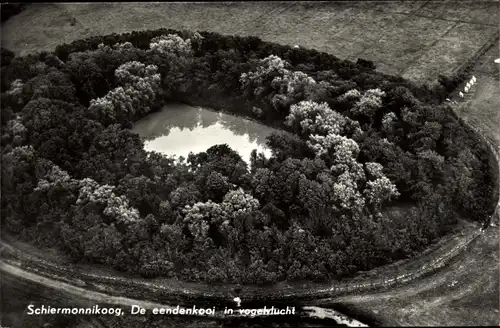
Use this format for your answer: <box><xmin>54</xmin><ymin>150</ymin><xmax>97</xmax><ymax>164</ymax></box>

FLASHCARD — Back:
<box><xmin>0</xmin><ymin>255</ymin><xmax>368</xmax><ymax>327</ymax></box>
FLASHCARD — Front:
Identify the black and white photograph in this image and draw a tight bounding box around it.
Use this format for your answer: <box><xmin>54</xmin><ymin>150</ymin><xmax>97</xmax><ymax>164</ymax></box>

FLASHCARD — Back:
<box><xmin>0</xmin><ymin>1</ymin><xmax>499</xmax><ymax>327</ymax></box>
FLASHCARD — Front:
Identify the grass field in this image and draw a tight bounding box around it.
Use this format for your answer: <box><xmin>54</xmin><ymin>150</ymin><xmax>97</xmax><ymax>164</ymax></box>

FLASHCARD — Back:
<box><xmin>1</xmin><ymin>2</ymin><xmax>499</xmax><ymax>326</ymax></box>
<box><xmin>454</xmin><ymin>43</ymin><xmax>500</xmax><ymax>148</ymax></box>
<box><xmin>1</xmin><ymin>2</ymin><xmax>498</xmax><ymax>83</ymax></box>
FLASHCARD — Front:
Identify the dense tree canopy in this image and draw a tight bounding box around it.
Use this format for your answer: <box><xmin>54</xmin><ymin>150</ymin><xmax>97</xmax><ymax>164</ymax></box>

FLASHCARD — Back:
<box><xmin>0</xmin><ymin>28</ymin><xmax>496</xmax><ymax>285</ymax></box>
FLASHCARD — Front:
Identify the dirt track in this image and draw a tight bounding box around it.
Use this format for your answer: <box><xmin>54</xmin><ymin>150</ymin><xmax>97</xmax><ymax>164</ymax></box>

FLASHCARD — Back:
<box><xmin>0</xmin><ymin>221</ymin><xmax>484</xmax><ymax>300</ymax></box>
<box><xmin>0</xmin><ymin>260</ymin><xmax>369</xmax><ymax>326</ymax></box>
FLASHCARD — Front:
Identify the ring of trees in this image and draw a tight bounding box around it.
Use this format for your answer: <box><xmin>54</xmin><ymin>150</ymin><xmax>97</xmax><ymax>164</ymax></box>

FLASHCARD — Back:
<box><xmin>0</xmin><ymin>29</ymin><xmax>496</xmax><ymax>284</ymax></box>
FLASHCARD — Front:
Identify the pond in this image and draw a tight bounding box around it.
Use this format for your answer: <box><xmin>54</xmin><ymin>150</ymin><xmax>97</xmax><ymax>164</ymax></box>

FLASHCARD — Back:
<box><xmin>132</xmin><ymin>102</ymin><xmax>281</xmax><ymax>164</ymax></box>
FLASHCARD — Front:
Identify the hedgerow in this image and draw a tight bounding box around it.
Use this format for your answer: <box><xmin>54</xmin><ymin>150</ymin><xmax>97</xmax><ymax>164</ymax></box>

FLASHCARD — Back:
<box><xmin>0</xmin><ymin>28</ymin><xmax>496</xmax><ymax>284</ymax></box>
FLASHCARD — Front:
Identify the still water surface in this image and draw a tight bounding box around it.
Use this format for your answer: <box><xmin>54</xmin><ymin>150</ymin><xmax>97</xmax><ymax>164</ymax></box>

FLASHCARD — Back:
<box><xmin>132</xmin><ymin>103</ymin><xmax>280</xmax><ymax>163</ymax></box>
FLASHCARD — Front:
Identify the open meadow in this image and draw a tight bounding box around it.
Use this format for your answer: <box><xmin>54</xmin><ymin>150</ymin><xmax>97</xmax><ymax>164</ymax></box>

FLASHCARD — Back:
<box><xmin>1</xmin><ymin>1</ymin><xmax>498</xmax><ymax>84</ymax></box>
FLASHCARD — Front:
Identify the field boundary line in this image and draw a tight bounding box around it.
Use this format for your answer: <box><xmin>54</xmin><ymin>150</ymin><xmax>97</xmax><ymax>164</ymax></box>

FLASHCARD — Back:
<box><xmin>400</xmin><ymin>20</ymin><xmax>461</xmax><ymax>79</ymax></box>
<box><xmin>385</xmin><ymin>11</ymin><xmax>499</xmax><ymax>28</ymax></box>
<box><xmin>450</xmin><ymin>30</ymin><xmax>499</xmax><ymax>79</ymax></box>
<box><xmin>233</xmin><ymin>2</ymin><xmax>297</xmax><ymax>37</ymax></box>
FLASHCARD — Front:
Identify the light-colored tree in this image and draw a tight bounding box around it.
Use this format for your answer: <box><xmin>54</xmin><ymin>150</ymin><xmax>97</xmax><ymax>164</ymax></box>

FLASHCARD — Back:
<box><xmin>332</xmin><ymin>171</ymin><xmax>366</xmax><ymax>212</ymax></box>
<box><xmin>88</xmin><ymin>96</ymin><xmax>116</xmax><ymax>122</ymax></box>
<box><xmin>88</xmin><ymin>61</ymin><xmax>160</xmax><ymax>122</ymax></box>
<box><xmin>351</xmin><ymin>88</ymin><xmax>385</xmax><ymax>117</ymax></box>
<box><xmin>307</xmin><ymin>133</ymin><xmax>361</xmax><ymax>170</ymax></box>
<box><xmin>182</xmin><ymin>188</ymin><xmax>260</xmax><ymax>238</ymax></box>
<box><xmin>114</xmin><ymin>61</ymin><xmax>160</xmax><ymax>86</ymax></box>
<box><xmin>6</xmin><ymin>79</ymin><xmax>24</xmax><ymax>96</ymax></box>
<box><xmin>240</xmin><ymin>55</ymin><xmax>288</xmax><ymax>90</ymax></box>
<box><xmin>364</xmin><ymin>176</ymin><xmax>400</xmax><ymax>209</ymax></box>
<box><xmin>344</xmin><ymin>89</ymin><xmax>362</xmax><ymax>99</ymax></box>
<box><xmin>221</xmin><ymin>188</ymin><xmax>260</xmax><ymax>218</ymax></box>
<box><xmin>382</xmin><ymin>112</ymin><xmax>397</xmax><ymax>132</ymax></box>
<box><xmin>183</xmin><ymin>200</ymin><xmax>225</xmax><ymax>224</ymax></box>
<box><xmin>270</xmin><ymin>70</ymin><xmax>317</xmax><ymax>108</ymax></box>
<box><xmin>149</xmin><ymin>34</ymin><xmax>193</xmax><ymax>56</ymax></box>
<box><xmin>286</xmin><ymin>100</ymin><xmax>350</xmax><ymax>136</ymax></box>
<box><xmin>5</xmin><ymin>115</ymin><xmax>27</xmax><ymax>144</ymax></box>
<box><xmin>34</xmin><ymin>164</ymin><xmax>72</xmax><ymax>192</ymax></box>
<box><xmin>365</xmin><ymin>162</ymin><xmax>385</xmax><ymax>179</ymax></box>
<box><xmin>76</xmin><ymin>178</ymin><xmax>140</xmax><ymax>224</ymax></box>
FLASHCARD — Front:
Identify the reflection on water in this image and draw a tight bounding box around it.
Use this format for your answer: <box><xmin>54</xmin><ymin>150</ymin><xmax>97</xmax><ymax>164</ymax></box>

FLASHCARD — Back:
<box><xmin>132</xmin><ymin>103</ymin><xmax>279</xmax><ymax>163</ymax></box>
